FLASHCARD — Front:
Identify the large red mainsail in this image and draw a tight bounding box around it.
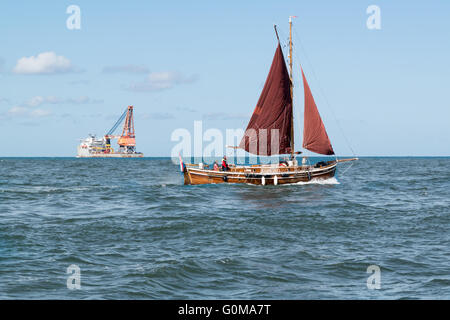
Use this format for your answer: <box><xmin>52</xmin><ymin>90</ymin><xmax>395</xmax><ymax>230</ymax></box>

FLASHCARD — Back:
<box><xmin>301</xmin><ymin>68</ymin><xmax>334</xmax><ymax>155</ymax></box>
<box><xmin>239</xmin><ymin>44</ymin><xmax>292</xmax><ymax>156</ymax></box>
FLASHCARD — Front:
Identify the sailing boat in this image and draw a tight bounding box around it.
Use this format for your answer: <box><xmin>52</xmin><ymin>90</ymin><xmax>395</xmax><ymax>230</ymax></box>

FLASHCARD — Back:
<box><xmin>180</xmin><ymin>17</ymin><xmax>357</xmax><ymax>185</ymax></box>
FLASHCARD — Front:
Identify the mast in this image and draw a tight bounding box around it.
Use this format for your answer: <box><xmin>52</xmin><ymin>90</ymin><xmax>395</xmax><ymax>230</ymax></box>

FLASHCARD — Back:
<box><xmin>289</xmin><ymin>16</ymin><xmax>294</xmax><ymax>160</ymax></box>
<box><xmin>238</xmin><ymin>24</ymin><xmax>293</xmax><ymax>156</ymax></box>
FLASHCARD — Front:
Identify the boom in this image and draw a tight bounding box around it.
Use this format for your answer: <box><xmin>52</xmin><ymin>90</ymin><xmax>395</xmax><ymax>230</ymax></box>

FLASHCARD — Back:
<box><xmin>104</xmin><ymin>105</ymin><xmax>137</xmax><ymax>154</ymax></box>
<box><xmin>107</xmin><ymin>108</ymin><xmax>128</xmax><ymax>136</ymax></box>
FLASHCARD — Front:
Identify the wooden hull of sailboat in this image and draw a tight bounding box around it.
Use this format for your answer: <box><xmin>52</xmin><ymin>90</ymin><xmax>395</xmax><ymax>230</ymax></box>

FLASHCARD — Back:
<box><xmin>183</xmin><ymin>161</ymin><xmax>337</xmax><ymax>185</ymax></box>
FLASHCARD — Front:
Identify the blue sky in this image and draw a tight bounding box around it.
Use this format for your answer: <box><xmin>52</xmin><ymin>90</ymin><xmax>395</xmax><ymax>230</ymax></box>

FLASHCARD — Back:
<box><xmin>0</xmin><ymin>0</ymin><xmax>449</xmax><ymax>156</ymax></box>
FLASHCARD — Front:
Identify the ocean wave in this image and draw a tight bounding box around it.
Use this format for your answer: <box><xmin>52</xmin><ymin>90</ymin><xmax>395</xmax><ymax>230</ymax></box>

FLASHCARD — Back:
<box><xmin>289</xmin><ymin>177</ymin><xmax>340</xmax><ymax>185</ymax></box>
<box><xmin>1</xmin><ymin>157</ymin><xmax>449</xmax><ymax>299</ymax></box>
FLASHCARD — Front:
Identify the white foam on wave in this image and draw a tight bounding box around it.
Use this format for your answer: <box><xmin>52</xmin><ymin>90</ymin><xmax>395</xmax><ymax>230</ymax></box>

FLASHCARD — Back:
<box><xmin>286</xmin><ymin>177</ymin><xmax>340</xmax><ymax>186</ymax></box>
<box><xmin>245</xmin><ymin>177</ymin><xmax>340</xmax><ymax>186</ymax></box>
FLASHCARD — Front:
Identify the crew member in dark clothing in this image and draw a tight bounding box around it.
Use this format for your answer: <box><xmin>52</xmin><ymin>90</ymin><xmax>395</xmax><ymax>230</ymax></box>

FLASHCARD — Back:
<box><xmin>222</xmin><ymin>156</ymin><xmax>230</xmax><ymax>171</ymax></box>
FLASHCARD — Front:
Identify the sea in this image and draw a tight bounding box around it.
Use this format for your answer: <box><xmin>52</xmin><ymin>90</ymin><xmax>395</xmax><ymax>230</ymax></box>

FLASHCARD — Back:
<box><xmin>0</xmin><ymin>157</ymin><xmax>449</xmax><ymax>299</ymax></box>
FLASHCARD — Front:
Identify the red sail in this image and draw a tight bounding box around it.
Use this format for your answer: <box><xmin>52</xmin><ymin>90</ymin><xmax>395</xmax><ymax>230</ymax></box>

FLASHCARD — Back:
<box><xmin>301</xmin><ymin>68</ymin><xmax>335</xmax><ymax>155</ymax></box>
<box><xmin>239</xmin><ymin>44</ymin><xmax>292</xmax><ymax>156</ymax></box>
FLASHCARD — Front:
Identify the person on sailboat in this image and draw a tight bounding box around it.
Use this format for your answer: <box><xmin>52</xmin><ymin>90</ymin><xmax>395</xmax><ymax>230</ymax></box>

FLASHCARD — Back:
<box><xmin>213</xmin><ymin>161</ymin><xmax>219</xmax><ymax>171</ymax></box>
<box><xmin>221</xmin><ymin>156</ymin><xmax>230</xmax><ymax>171</ymax></box>
<box><xmin>279</xmin><ymin>157</ymin><xmax>289</xmax><ymax>167</ymax></box>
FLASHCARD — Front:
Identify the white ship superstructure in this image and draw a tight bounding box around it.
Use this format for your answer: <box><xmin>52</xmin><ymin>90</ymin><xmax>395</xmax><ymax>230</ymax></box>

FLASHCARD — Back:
<box><xmin>76</xmin><ymin>106</ymin><xmax>144</xmax><ymax>158</ymax></box>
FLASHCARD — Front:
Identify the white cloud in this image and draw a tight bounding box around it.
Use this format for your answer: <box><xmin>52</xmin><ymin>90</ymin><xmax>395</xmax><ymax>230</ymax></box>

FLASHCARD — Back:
<box><xmin>6</xmin><ymin>106</ymin><xmax>51</xmax><ymax>118</ymax></box>
<box><xmin>30</xmin><ymin>109</ymin><xmax>52</xmax><ymax>117</ymax></box>
<box><xmin>128</xmin><ymin>71</ymin><xmax>198</xmax><ymax>92</ymax></box>
<box><xmin>27</xmin><ymin>96</ymin><xmax>46</xmax><ymax>107</ymax></box>
<box><xmin>3</xmin><ymin>94</ymin><xmax>101</xmax><ymax>120</ymax></box>
<box><xmin>102</xmin><ymin>65</ymin><xmax>149</xmax><ymax>74</ymax></box>
<box><xmin>142</xmin><ymin>112</ymin><xmax>175</xmax><ymax>120</ymax></box>
<box><xmin>66</xmin><ymin>96</ymin><xmax>90</xmax><ymax>104</ymax></box>
<box><xmin>8</xmin><ymin>106</ymin><xmax>28</xmax><ymax>115</ymax></box>
<box><xmin>68</xmin><ymin>79</ymin><xmax>89</xmax><ymax>85</ymax></box>
<box><xmin>13</xmin><ymin>52</ymin><xmax>75</xmax><ymax>75</ymax></box>
<box><xmin>176</xmin><ymin>106</ymin><xmax>197</xmax><ymax>113</ymax></box>
<box><xmin>45</xmin><ymin>96</ymin><xmax>62</xmax><ymax>104</ymax></box>
<box><xmin>25</xmin><ymin>95</ymin><xmax>102</xmax><ymax>107</ymax></box>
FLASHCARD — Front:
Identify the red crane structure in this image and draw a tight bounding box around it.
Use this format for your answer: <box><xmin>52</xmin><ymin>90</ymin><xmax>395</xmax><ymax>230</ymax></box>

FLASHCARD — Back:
<box><xmin>104</xmin><ymin>105</ymin><xmax>138</xmax><ymax>154</ymax></box>
<box><xmin>117</xmin><ymin>106</ymin><xmax>136</xmax><ymax>153</ymax></box>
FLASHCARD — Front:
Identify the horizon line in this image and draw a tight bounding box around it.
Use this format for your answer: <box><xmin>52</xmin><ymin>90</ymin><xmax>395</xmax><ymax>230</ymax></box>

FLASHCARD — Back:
<box><xmin>1</xmin><ymin>156</ymin><xmax>450</xmax><ymax>158</ymax></box>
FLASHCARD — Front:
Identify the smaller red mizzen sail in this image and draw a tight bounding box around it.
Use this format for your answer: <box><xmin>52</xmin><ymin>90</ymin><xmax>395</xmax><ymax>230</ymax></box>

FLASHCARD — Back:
<box><xmin>301</xmin><ymin>68</ymin><xmax>335</xmax><ymax>155</ymax></box>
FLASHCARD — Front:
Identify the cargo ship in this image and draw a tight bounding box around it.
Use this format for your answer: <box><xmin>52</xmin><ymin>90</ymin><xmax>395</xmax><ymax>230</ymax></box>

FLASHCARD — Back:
<box><xmin>77</xmin><ymin>105</ymin><xmax>144</xmax><ymax>158</ymax></box>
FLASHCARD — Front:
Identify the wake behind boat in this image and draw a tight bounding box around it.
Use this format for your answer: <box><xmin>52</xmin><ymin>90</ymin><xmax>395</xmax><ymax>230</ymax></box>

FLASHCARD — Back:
<box><xmin>180</xmin><ymin>17</ymin><xmax>357</xmax><ymax>185</ymax></box>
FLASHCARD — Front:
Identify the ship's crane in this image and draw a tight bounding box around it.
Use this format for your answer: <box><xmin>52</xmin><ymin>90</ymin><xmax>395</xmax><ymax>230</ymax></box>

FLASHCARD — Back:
<box><xmin>104</xmin><ymin>106</ymin><xmax>137</xmax><ymax>154</ymax></box>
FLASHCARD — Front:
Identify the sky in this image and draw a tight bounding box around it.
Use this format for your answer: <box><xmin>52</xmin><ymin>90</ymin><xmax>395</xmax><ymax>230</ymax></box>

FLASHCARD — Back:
<box><xmin>0</xmin><ymin>0</ymin><xmax>449</xmax><ymax>157</ymax></box>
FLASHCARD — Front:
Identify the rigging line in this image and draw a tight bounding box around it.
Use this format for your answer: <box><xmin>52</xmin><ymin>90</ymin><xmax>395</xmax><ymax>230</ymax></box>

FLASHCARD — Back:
<box><xmin>338</xmin><ymin>160</ymin><xmax>355</xmax><ymax>178</ymax></box>
<box><xmin>274</xmin><ymin>26</ymin><xmax>290</xmax><ymax>60</ymax></box>
<box><xmin>292</xmin><ymin>27</ymin><xmax>357</xmax><ymax>158</ymax></box>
